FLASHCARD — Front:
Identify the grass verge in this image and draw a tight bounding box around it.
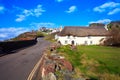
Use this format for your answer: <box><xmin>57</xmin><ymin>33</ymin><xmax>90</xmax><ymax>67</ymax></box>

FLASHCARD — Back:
<box><xmin>56</xmin><ymin>45</ymin><xmax>120</xmax><ymax>80</ymax></box>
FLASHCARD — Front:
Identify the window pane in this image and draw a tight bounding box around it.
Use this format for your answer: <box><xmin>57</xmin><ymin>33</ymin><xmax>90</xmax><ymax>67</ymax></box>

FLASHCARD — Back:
<box><xmin>84</xmin><ymin>41</ymin><xmax>87</xmax><ymax>45</ymax></box>
<box><xmin>65</xmin><ymin>40</ymin><xmax>67</xmax><ymax>44</ymax></box>
<box><xmin>90</xmin><ymin>41</ymin><xmax>92</xmax><ymax>44</ymax></box>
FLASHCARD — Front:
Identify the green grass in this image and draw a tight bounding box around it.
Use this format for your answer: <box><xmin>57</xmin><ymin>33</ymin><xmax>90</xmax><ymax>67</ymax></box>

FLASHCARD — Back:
<box><xmin>44</xmin><ymin>33</ymin><xmax>56</xmax><ymax>42</ymax></box>
<box><xmin>77</xmin><ymin>45</ymin><xmax>120</xmax><ymax>74</ymax></box>
<box><xmin>57</xmin><ymin>45</ymin><xmax>120</xmax><ymax>79</ymax></box>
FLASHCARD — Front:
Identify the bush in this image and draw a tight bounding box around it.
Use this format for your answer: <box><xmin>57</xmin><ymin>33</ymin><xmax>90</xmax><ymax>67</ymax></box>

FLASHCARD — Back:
<box><xmin>36</xmin><ymin>31</ymin><xmax>44</xmax><ymax>37</ymax></box>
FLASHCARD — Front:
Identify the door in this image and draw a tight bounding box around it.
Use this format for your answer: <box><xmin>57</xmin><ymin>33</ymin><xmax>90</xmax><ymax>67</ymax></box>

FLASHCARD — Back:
<box><xmin>71</xmin><ymin>40</ymin><xmax>75</xmax><ymax>45</ymax></box>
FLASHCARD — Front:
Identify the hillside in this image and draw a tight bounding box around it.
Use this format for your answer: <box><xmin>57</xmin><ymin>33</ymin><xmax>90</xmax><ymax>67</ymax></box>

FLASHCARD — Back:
<box><xmin>10</xmin><ymin>31</ymin><xmax>37</xmax><ymax>41</ymax></box>
<box><xmin>8</xmin><ymin>30</ymin><xmax>47</xmax><ymax>41</ymax></box>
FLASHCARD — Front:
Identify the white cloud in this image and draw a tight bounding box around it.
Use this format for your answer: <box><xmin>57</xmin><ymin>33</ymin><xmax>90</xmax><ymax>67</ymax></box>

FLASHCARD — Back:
<box><xmin>23</xmin><ymin>9</ymin><xmax>33</xmax><ymax>16</ymax></box>
<box><xmin>0</xmin><ymin>6</ymin><xmax>5</xmax><ymax>13</ymax></box>
<box><xmin>30</xmin><ymin>22</ymin><xmax>57</xmax><ymax>29</ymax></box>
<box><xmin>0</xmin><ymin>34</ymin><xmax>7</xmax><ymax>38</ymax></box>
<box><xmin>15</xmin><ymin>15</ymin><xmax>26</xmax><ymax>22</ymax></box>
<box><xmin>15</xmin><ymin>4</ymin><xmax>45</xmax><ymax>22</ymax></box>
<box><xmin>93</xmin><ymin>2</ymin><xmax>120</xmax><ymax>12</ymax></box>
<box><xmin>0</xmin><ymin>27</ymin><xmax>29</xmax><ymax>41</ymax></box>
<box><xmin>108</xmin><ymin>8</ymin><xmax>120</xmax><ymax>15</ymax></box>
<box><xmin>93</xmin><ymin>7</ymin><xmax>105</xmax><ymax>12</ymax></box>
<box><xmin>89</xmin><ymin>19</ymin><xmax>111</xmax><ymax>24</ymax></box>
<box><xmin>100</xmin><ymin>2</ymin><xmax>120</xmax><ymax>8</ymax></box>
<box><xmin>56</xmin><ymin>0</ymin><xmax>63</xmax><ymax>2</ymax></box>
<box><xmin>34</xmin><ymin>5</ymin><xmax>45</xmax><ymax>17</ymax></box>
<box><xmin>65</xmin><ymin>6</ymin><xmax>77</xmax><ymax>13</ymax></box>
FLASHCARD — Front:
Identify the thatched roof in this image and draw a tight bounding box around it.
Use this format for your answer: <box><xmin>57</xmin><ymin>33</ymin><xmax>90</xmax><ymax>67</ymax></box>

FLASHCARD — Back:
<box><xmin>58</xmin><ymin>26</ymin><xmax>109</xmax><ymax>37</ymax></box>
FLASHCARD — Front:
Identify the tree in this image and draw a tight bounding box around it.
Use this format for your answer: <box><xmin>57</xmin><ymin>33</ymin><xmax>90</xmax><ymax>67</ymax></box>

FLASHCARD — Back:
<box><xmin>105</xmin><ymin>21</ymin><xmax>120</xmax><ymax>46</ymax></box>
<box><xmin>89</xmin><ymin>23</ymin><xmax>105</xmax><ymax>28</ymax></box>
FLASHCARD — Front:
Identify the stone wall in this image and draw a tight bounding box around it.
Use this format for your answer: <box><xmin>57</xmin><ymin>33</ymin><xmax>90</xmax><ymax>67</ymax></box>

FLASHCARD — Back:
<box><xmin>0</xmin><ymin>39</ymin><xmax>37</xmax><ymax>53</ymax></box>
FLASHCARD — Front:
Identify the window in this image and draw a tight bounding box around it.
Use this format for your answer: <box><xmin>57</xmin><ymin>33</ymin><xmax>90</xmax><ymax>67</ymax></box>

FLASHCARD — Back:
<box><xmin>88</xmin><ymin>35</ymin><xmax>91</xmax><ymax>39</ymax></box>
<box><xmin>65</xmin><ymin>40</ymin><xmax>68</xmax><ymax>44</ymax></box>
<box><xmin>84</xmin><ymin>41</ymin><xmax>88</xmax><ymax>45</ymax></box>
<box><xmin>67</xmin><ymin>35</ymin><xmax>70</xmax><ymax>39</ymax></box>
<box><xmin>67</xmin><ymin>34</ymin><xmax>70</xmax><ymax>39</ymax></box>
<box><xmin>67</xmin><ymin>36</ymin><xmax>70</xmax><ymax>39</ymax></box>
<box><xmin>90</xmin><ymin>41</ymin><xmax>92</xmax><ymax>44</ymax></box>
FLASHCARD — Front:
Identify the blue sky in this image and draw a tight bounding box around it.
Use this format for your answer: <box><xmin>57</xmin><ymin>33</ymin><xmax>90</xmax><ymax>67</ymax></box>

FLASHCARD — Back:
<box><xmin>0</xmin><ymin>0</ymin><xmax>120</xmax><ymax>40</ymax></box>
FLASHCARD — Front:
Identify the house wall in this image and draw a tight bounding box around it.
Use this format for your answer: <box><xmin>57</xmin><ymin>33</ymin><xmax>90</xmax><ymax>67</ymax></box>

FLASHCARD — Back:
<box><xmin>57</xmin><ymin>35</ymin><xmax>106</xmax><ymax>45</ymax></box>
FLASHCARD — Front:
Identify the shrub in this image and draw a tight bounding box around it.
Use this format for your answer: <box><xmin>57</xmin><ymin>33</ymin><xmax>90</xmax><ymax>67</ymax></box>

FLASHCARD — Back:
<box><xmin>36</xmin><ymin>31</ymin><xmax>44</xmax><ymax>37</ymax></box>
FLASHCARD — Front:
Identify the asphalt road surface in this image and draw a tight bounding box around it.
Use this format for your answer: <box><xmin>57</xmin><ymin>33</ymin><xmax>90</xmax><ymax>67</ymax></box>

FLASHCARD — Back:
<box><xmin>0</xmin><ymin>38</ymin><xmax>51</xmax><ymax>80</ymax></box>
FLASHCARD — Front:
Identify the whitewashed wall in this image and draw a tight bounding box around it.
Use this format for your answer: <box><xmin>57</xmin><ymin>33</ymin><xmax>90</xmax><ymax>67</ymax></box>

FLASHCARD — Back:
<box><xmin>57</xmin><ymin>35</ymin><xmax>106</xmax><ymax>45</ymax></box>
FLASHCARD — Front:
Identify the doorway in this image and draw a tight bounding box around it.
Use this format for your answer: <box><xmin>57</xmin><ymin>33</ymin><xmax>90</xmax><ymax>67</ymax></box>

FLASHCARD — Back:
<box><xmin>71</xmin><ymin>40</ymin><xmax>75</xmax><ymax>45</ymax></box>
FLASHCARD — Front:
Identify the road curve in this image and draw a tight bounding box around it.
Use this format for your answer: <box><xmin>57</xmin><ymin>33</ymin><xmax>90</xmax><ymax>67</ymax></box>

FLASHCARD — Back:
<box><xmin>0</xmin><ymin>38</ymin><xmax>51</xmax><ymax>80</ymax></box>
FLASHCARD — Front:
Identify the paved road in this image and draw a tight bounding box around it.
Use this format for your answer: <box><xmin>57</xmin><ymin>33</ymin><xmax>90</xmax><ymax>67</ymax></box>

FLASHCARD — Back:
<box><xmin>0</xmin><ymin>38</ymin><xmax>51</xmax><ymax>80</ymax></box>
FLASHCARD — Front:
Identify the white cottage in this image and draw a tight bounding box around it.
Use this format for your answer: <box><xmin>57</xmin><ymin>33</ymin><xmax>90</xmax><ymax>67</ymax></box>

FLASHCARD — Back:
<box><xmin>55</xmin><ymin>26</ymin><xmax>109</xmax><ymax>45</ymax></box>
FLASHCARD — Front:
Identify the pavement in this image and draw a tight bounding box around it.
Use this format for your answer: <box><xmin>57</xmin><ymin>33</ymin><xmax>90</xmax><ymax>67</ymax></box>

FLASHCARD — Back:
<box><xmin>0</xmin><ymin>38</ymin><xmax>51</xmax><ymax>80</ymax></box>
